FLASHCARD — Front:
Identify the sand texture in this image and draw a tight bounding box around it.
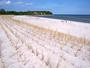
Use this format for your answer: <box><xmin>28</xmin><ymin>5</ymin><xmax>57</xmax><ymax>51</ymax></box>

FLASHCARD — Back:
<box><xmin>0</xmin><ymin>15</ymin><xmax>90</xmax><ymax>68</ymax></box>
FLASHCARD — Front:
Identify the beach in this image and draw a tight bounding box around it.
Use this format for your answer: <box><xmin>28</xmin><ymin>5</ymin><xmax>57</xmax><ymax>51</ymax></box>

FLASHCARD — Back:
<box><xmin>0</xmin><ymin>15</ymin><xmax>90</xmax><ymax>68</ymax></box>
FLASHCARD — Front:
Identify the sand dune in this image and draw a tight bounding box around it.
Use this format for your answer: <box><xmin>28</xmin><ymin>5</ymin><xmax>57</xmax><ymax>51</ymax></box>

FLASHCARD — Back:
<box><xmin>0</xmin><ymin>15</ymin><xmax>90</xmax><ymax>68</ymax></box>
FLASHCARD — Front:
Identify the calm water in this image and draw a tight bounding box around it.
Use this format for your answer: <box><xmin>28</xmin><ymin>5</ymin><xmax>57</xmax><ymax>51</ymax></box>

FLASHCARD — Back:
<box><xmin>39</xmin><ymin>15</ymin><xmax>90</xmax><ymax>23</ymax></box>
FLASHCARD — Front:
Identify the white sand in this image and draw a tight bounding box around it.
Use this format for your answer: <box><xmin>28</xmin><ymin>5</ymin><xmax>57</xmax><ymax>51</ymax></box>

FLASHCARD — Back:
<box><xmin>0</xmin><ymin>15</ymin><xmax>90</xmax><ymax>68</ymax></box>
<box><xmin>13</xmin><ymin>15</ymin><xmax>90</xmax><ymax>40</ymax></box>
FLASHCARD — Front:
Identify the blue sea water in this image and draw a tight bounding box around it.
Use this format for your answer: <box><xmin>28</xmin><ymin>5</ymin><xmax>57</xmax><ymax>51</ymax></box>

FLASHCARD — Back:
<box><xmin>39</xmin><ymin>14</ymin><xmax>90</xmax><ymax>23</ymax></box>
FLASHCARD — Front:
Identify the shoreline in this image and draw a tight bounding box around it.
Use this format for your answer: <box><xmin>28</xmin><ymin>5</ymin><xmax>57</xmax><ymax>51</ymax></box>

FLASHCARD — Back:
<box><xmin>38</xmin><ymin>15</ymin><xmax>90</xmax><ymax>23</ymax></box>
<box><xmin>13</xmin><ymin>15</ymin><xmax>90</xmax><ymax>41</ymax></box>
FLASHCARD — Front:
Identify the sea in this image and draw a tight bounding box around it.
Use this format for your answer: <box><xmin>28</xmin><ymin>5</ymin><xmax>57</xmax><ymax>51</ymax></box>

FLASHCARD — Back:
<box><xmin>39</xmin><ymin>14</ymin><xmax>90</xmax><ymax>23</ymax></box>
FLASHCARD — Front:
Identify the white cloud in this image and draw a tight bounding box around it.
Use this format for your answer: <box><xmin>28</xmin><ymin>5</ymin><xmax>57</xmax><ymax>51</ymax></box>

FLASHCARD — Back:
<box><xmin>0</xmin><ymin>1</ymin><xmax>32</xmax><ymax>5</ymax></box>
<box><xmin>6</xmin><ymin>0</ymin><xmax>11</xmax><ymax>4</ymax></box>
<box><xmin>16</xmin><ymin>2</ymin><xmax>24</xmax><ymax>4</ymax></box>
<box><xmin>16</xmin><ymin>2</ymin><xmax>32</xmax><ymax>5</ymax></box>
<box><xmin>0</xmin><ymin>0</ymin><xmax>11</xmax><ymax>5</ymax></box>
<box><xmin>25</xmin><ymin>2</ymin><xmax>32</xmax><ymax>5</ymax></box>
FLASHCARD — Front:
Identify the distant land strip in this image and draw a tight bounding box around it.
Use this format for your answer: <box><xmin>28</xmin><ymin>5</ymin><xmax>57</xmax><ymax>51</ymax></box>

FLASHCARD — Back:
<box><xmin>0</xmin><ymin>9</ymin><xmax>53</xmax><ymax>15</ymax></box>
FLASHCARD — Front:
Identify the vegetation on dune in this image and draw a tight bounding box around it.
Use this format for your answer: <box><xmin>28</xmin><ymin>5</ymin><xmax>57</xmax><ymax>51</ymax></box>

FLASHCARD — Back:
<box><xmin>0</xmin><ymin>9</ymin><xmax>53</xmax><ymax>15</ymax></box>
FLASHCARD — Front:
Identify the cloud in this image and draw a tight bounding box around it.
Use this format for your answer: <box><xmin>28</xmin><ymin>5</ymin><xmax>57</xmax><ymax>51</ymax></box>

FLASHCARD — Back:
<box><xmin>0</xmin><ymin>0</ymin><xmax>11</xmax><ymax>5</ymax></box>
<box><xmin>6</xmin><ymin>0</ymin><xmax>11</xmax><ymax>4</ymax></box>
<box><xmin>0</xmin><ymin>1</ymin><xmax>32</xmax><ymax>5</ymax></box>
<box><xmin>25</xmin><ymin>3</ymin><xmax>32</xmax><ymax>5</ymax></box>
<box><xmin>15</xmin><ymin>2</ymin><xmax>24</xmax><ymax>4</ymax></box>
<box><xmin>15</xmin><ymin>2</ymin><xmax>32</xmax><ymax>5</ymax></box>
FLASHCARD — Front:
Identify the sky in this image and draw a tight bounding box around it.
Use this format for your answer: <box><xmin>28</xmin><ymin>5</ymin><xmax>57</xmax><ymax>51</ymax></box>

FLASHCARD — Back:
<box><xmin>0</xmin><ymin>0</ymin><xmax>90</xmax><ymax>14</ymax></box>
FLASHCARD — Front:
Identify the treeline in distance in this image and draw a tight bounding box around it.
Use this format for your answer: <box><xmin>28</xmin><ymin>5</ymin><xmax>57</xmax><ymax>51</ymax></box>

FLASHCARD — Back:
<box><xmin>0</xmin><ymin>9</ymin><xmax>53</xmax><ymax>15</ymax></box>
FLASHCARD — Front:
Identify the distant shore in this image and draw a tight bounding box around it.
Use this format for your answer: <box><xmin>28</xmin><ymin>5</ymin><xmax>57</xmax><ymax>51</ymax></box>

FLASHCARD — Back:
<box><xmin>0</xmin><ymin>9</ymin><xmax>53</xmax><ymax>15</ymax></box>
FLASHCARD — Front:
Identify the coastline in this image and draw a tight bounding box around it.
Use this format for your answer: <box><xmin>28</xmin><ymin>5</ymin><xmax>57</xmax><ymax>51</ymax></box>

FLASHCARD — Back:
<box><xmin>39</xmin><ymin>14</ymin><xmax>90</xmax><ymax>23</ymax></box>
<box><xmin>13</xmin><ymin>15</ymin><xmax>90</xmax><ymax>41</ymax></box>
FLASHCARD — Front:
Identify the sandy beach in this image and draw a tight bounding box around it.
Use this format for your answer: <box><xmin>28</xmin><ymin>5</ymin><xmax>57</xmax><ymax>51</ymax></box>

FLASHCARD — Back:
<box><xmin>0</xmin><ymin>15</ymin><xmax>90</xmax><ymax>68</ymax></box>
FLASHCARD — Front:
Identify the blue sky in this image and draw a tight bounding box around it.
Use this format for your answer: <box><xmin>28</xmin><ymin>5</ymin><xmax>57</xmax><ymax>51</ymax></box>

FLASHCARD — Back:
<box><xmin>0</xmin><ymin>0</ymin><xmax>90</xmax><ymax>14</ymax></box>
